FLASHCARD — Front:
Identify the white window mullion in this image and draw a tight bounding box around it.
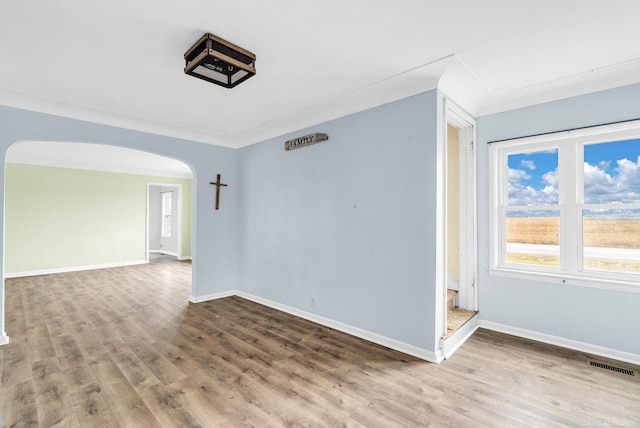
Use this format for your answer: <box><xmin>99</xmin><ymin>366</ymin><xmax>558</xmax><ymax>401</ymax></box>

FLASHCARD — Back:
<box><xmin>562</xmin><ymin>144</ymin><xmax>578</xmax><ymax>275</ymax></box>
<box><xmin>488</xmin><ymin>144</ymin><xmax>503</xmax><ymax>269</ymax></box>
<box><xmin>575</xmin><ymin>143</ymin><xmax>586</xmax><ymax>274</ymax></box>
<box><xmin>498</xmin><ymin>150</ymin><xmax>510</xmax><ymax>268</ymax></box>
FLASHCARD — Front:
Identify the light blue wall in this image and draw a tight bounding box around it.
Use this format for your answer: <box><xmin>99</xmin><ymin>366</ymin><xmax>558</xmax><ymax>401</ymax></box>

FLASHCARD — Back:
<box><xmin>238</xmin><ymin>90</ymin><xmax>443</xmax><ymax>352</ymax></box>
<box><xmin>477</xmin><ymin>83</ymin><xmax>640</xmax><ymax>355</ymax></box>
<box><xmin>0</xmin><ymin>106</ymin><xmax>238</xmax><ymax>339</ymax></box>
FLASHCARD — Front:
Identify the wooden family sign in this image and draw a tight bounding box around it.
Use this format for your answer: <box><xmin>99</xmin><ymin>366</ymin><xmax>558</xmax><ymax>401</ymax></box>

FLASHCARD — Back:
<box><xmin>284</xmin><ymin>133</ymin><xmax>328</xmax><ymax>151</ymax></box>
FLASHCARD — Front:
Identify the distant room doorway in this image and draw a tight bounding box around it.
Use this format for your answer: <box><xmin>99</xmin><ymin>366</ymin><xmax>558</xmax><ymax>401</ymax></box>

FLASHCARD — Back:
<box><xmin>147</xmin><ymin>183</ymin><xmax>183</xmax><ymax>261</ymax></box>
<box><xmin>444</xmin><ymin>102</ymin><xmax>478</xmax><ymax>340</ymax></box>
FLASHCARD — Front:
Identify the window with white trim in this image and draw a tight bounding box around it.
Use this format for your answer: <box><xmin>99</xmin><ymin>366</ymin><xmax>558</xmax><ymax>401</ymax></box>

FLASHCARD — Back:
<box><xmin>161</xmin><ymin>191</ymin><xmax>172</xmax><ymax>238</ymax></box>
<box><xmin>489</xmin><ymin>121</ymin><xmax>640</xmax><ymax>289</ymax></box>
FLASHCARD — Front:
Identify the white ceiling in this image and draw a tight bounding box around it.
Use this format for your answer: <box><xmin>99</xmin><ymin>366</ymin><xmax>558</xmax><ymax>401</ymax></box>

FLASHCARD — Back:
<box><xmin>2</xmin><ymin>0</ymin><xmax>640</xmax><ymax>156</ymax></box>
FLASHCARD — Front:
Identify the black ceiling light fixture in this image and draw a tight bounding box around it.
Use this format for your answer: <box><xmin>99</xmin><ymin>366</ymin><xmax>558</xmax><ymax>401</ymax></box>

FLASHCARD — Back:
<box><xmin>184</xmin><ymin>33</ymin><xmax>256</xmax><ymax>88</ymax></box>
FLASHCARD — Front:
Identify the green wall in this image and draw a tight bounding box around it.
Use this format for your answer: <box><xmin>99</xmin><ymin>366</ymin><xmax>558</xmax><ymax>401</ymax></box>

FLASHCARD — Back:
<box><xmin>5</xmin><ymin>163</ymin><xmax>192</xmax><ymax>274</ymax></box>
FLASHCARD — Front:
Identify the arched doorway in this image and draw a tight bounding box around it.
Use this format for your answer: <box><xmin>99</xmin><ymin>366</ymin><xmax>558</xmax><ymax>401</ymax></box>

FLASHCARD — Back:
<box><xmin>4</xmin><ymin>140</ymin><xmax>194</xmax><ymax>283</ymax></box>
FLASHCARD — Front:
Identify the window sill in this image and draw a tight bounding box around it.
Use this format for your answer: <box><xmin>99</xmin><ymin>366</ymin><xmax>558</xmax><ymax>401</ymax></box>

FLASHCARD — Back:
<box><xmin>488</xmin><ymin>267</ymin><xmax>640</xmax><ymax>294</ymax></box>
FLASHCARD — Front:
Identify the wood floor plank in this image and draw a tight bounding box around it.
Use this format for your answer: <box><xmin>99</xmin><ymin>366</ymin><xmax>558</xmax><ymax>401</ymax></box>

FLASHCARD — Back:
<box><xmin>99</xmin><ymin>380</ymin><xmax>162</xmax><ymax>427</ymax></box>
<box><xmin>1</xmin><ymin>337</ymin><xmax>33</xmax><ymax>388</ymax></box>
<box><xmin>50</xmin><ymin>334</ymin><xmax>95</xmax><ymax>390</ymax></box>
<box><xmin>0</xmin><ymin>380</ymin><xmax>39</xmax><ymax>427</ymax></box>
<box><xmin>436</xmin><ymin>364</ymin><xmax>573</xmax><ymax>428</ymax></box>
<box><xmin>32</xmin><ymin>357</ymin><xmax>80</xmax><ymax>428</ymax></box>
<box><xmin>169</xmin><ymin>377</ymin><xmax>282</xmax><ymax>427</ymax></box>
<box><xmin>68</xmin><ymin>322</ymin><xmax>108</xmax><ymax>365</ymax></box>
<box><xmin>4</xmin><ymin>291</ymin><xmax>27</xmax><ymax>337</ymax></box>
<box><xmin>87</xmin><ymin>352</ymin><xmax>130</xmax><ymax>387</ymax></box>
<box><xmin>150</xmin><ymin>336</ymin><xmax>214</xmax><ymax>379</ymax></box>
<box><xmin>417</xmin><ymin>365</ymin><xmax>553</xmax><ymax>427</ymax></box>
<box><xmin>435</xmin><ymin>391</ymin><xmax>532</xmax><ymax>428</ymax></box>
<box><xmin>26</xmin><ymin>325</ymin><xmax>56</xmax><ymax>363</ymax></box>
<box><xmin>101</xmin><ymin>336</ymin><xmax>162</xmax><ymax>391</ymax></box>
<box><xmin>120</xmin><ymin>334</ymin><xmax>187</xmax><ymax>386</ymax></box>
<box><xmin>182</xmin><ymin>303</ymin><xmax>296</xmax><ymax>361</ymax></box>
<box><xmin>2</xmin><ymin>261</ymin><xmax>640</xmax><ymax>427</ymax></box>
<box><xmin>269</xmin><ymin>356</ymin><xmax>371</xmax><ymax>414</ymax></box>
<box><xmin>70</xmin><ymin>383</ymin><xmax>120</xmax><ymax>428</ymax></box>
<box><xmin>138</xmin><ymin>382</ymin><xmax>204</xmax><ymax>428</ymax></box>
<box><xmin>160</xmin><ymin>378</ymin><xmax>229</xmax><ymax>425</ymax></box>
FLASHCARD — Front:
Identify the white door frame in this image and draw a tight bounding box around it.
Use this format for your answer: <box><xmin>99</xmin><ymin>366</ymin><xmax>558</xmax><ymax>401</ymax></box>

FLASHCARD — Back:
<box><xmin>146</xmin><ymin>182</ymin><xmax>183</xmax><ymax>261</ymax></box>
<box><xmin>443</xmin><ymin>100</ymin><xmax>478</xmax><ymax>332</ymax></box>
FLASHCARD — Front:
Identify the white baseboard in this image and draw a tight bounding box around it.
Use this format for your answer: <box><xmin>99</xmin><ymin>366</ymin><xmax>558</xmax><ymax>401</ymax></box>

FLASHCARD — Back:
<box><xmin>4</xmin><ymin>260</ymin><xmax>148</xmax><ymax>279</ymax></box>
<box><xmin>0</xmin><ymin>332</ymin><xmax>9</xmax><ymax>346</ymax></box>
<box><xmin>150</xmin><ymin>250</ymin><xmax>180</xmax><ymax>257</ymax></box>
<box><xmin>189</xmin><ymin>290</ymin><xmax>236</xmax><ymax>303</ymax></box>
<box><xmin>149</xmin><ymin>250</ymin><xmax>191</xmax><ymax>261</ymax></box>
<box><xmin>479</xmin><ymin>320</ymin><xmax>640</xmax><ymax>366</ymax></box>
<box><xmin>442</xmin><ymin>316</ymin><xmax>479</xmax><ymax>359</ymax></box>
<box><xmin>191</xmin><ymin>290</ymin><xmax>442</xmax><ymax>363</ymax></box>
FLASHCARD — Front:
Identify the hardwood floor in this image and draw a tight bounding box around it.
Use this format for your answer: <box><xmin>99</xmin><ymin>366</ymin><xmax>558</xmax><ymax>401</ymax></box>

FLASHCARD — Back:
<box><xmin>1</xmin><ymin>262</ymin><xmax>639</xmax><ymax>427</ymax></box>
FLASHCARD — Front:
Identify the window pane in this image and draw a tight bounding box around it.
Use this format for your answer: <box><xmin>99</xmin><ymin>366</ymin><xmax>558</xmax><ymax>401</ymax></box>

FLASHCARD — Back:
<box><xmin>162</xmin><ymin>192</ymin><xmax>172</xmax><ymax>215</ymax></box>
<box><xmin>163</xmin><ymin>216</ymin><xmax>172</xmax><ymax>237</ymax></box>
<box><xmin>506</xmin><ymin>210</ymin><xmax>560</xmax><ymax>267</ymax></box>
<box><xmin>161</xmin><ymin>192</ymin><xmax>172</xmax><ymax>237</ymax></box>
<box><xmin>507</xmin><ymin>149</ymin><xmax>558</xmax><ymax>206</ymax></box>
<box><xmin>583</xmin><ymin>209</ymin><xmax>640</xmax><ymax>274</ymax></box>
<box><xmin>584</xmin><ymin>139</ymin><xmax>640</xmax><ymax>204</ymax></box>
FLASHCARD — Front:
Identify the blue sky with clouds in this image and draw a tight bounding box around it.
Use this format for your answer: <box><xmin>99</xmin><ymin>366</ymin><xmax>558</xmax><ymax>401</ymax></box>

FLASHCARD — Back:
<box><xmin>508</xmin><ymin>149</ymin><xmax>558</xmax><ymax>206</ymax></box>
<box><xmin>583</xmin><ymin>139</ymin><xmax>640</xmax><ymax>204</ymax></box>
<box><xmin>507</xmin><ymin>139</ymin><xmax>640</xmax><ymax>207</ymax></box>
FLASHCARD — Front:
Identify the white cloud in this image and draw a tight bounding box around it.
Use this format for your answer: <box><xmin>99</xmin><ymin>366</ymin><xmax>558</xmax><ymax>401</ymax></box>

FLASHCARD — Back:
<box><xmin>542</xmin><ymin>185</ymin><xmax>557</xmax><ymax>197</ymax></box>
<box><xmin>508</xmin><ymin>168</ymin><xmax>530</xmax><ymax>182</ymax></box>
<box><xmin>584</xmin><ymin>157</ymin><xmax>640</xmax><ymax>203</ymax></box>
<box><xmin>520</xmin><ymin>160</ymin><xmax>536</xmax><ymax>170</ymax></box>
<box><xmin>542</xmin><ymin>170</ymin><xmax>558</xmax><ymax>187</ymax></box>
<box><xmin>508</xmin><ymin>167</ymin><xmax>558</xmax><ymax>206</ymax></box>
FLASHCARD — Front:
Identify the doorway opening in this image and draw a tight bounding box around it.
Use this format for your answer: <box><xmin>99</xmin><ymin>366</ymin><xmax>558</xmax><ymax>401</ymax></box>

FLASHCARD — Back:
<box><xmin>147</xmin><ymin>183</ymin><xmax>184</xmax><ymax>262</ymax></box>
<box><xmin>4</xmin><ymin>141</ymin><xmax>193</xmax><ymax>277</ymax></box>
<box><xmin>442</xmin><ymin>101</ymin><xmax>478</xmax><ymax>355</ymax></box>
<box><xmin>2</xmin><ymin>141</ymin><xmax>195</xmax><ymax>348</ymax></box>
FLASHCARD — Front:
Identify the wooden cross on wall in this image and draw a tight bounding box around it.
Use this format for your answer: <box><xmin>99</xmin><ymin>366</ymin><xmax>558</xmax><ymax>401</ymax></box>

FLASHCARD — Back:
<box><xmin>210</xmin><ymin>174</ymin><xmax>228</xmax><ymax>210</ymax></box>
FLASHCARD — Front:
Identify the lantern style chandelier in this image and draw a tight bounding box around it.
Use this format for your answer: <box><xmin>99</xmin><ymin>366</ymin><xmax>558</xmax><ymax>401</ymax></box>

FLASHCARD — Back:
<box><xmin>184</xmin><ymin>33</ymin><xmax>256</xmax><ymax>88</ymax></box>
